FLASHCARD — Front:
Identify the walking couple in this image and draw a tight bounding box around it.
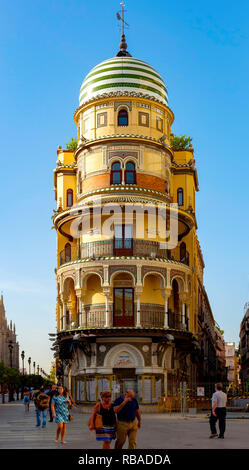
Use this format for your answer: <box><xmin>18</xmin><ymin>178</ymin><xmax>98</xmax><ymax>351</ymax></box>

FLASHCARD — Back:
<box><xmin>89</xmin><ymin>389</ymin><xmax>141</xmax><ymax>449</ymax></box>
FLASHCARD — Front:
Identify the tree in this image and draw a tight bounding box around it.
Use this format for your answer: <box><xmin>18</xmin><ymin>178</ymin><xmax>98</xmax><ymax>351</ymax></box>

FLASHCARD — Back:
<box><xmin>66</xmin><ymin>138</ymin><xmax>78</xmax><ymax>151</ymax></box>
<box><xmin>7</xmin><ymin>367</ymin><xmax>20</xmax><ymax>402</ymax></box>
<box><xmin>171</xmin><ymin>135</ymin><xmax>193</xmax><ymax>151</ymax></box>
<box><xmin>0</xmin><ymin>361</ymin><xmax>8</xmax><ymax>403</ymax></box>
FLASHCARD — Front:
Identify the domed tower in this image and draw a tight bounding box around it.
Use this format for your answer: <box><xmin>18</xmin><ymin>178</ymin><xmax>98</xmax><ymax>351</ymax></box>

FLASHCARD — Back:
<box><xmin>53</xmin><ymin>33</ymin><xmax>204</xmax><ymax>404</ymax></box>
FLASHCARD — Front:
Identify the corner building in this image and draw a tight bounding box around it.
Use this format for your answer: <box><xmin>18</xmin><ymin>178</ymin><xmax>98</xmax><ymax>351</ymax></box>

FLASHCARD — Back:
<box><xmin>53</xmin><ymin>36</ymin><xmax>213</xmax><ymax>404</ymax></box>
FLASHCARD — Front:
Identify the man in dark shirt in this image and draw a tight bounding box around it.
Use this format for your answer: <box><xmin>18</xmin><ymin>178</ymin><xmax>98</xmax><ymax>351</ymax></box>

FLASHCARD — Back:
<box><xmin>113</xmin><ymin>389</ymin><xmax>141</xmax><ymax>449</ymax></box>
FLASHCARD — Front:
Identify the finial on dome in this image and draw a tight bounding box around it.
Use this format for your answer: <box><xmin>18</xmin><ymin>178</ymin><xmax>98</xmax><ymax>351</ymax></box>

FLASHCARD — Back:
<box><xmin>116</xmin><ymin>2</ymin><xmax>132</xmax><ymax>57</ymax></box>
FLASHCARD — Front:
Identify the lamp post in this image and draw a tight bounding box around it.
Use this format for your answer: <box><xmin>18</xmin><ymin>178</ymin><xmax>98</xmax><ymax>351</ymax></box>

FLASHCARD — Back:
<box><xmin>28</xmin><ymin>357</ymin><xmax>31</xmax><ymax>375</ymax></box>
<box><xmin>8</xmin><ymin>341</ymin><xmax>13</xmax><ymax>368</ymax></box>
<box><xmin>37</xmin><ymin>365</ymin><xmax>40</xmax><ymax>376</ymax></box>
<box><xmin>21</xmin><ymin>351</ymin><xmax>25</xmax><ymax>375</ymax></box>
<box><xmin>8</xmin><ymin>341</ymin><xmax>14</xmax><ymax>402</ymax></box>
<box><xmin>33</xmin><ymin>361</ymin><xmax>35</xmax><ymax>375</ymax></box>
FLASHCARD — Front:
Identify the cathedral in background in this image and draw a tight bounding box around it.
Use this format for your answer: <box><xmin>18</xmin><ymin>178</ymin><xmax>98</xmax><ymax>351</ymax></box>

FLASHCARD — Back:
<box><xmin>0</xmin><ymin>295</ymin><xmax>19</xmax><ymax>369</ymax></box>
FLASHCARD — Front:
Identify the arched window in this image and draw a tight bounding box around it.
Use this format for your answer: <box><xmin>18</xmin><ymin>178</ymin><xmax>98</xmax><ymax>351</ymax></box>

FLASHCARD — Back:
<box><xmin>65</xmin><ymin>243</ymin><xmax>71</xmax><ymax>262</ymax></box>
<box><xmin>118</xmin><ymin>108</ymin><xmax>128</xmax><ymax>126</ymax></box>
<box><xmin>67</xmin><ymin>189</ymin><xmax>73</xmax><ymax>207</ymax></box>
<box><xmin>111</xmin><ymin>161</ymin><xmax>122</xmax><ymax>184</ymax></box>
<box><xmin>177</xmin><ymin>188</ymin><xmax>183</xmax><ymax>206</ymax></box>
<box><xmin>125</xmin><ymin>161</ymin><xmax>136</xmax><ymax>184</ymax></box>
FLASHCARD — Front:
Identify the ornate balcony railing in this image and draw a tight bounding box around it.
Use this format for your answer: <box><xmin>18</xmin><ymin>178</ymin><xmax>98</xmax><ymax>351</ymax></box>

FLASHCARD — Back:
<box><xmin>83</xmin><ymin>306</ymin><xmax>106</xmax><ymax>328</ymax></box>
<box><xmin>140</xmin><ymin>306</ymin><xmax>164</xmax><ymax>328</ymax></box>
<box><xmin>58</xmin><ymin>240</ymin><xmax>190</xmax><ymax>266</ymax></box>
<box><xmin>61</xmin><ymin>307</ymin><xmax>189</xmax><ymax>332</ymax></box>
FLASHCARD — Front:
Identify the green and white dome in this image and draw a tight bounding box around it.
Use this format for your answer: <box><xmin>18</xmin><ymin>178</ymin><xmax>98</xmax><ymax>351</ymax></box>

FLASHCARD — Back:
<box><xmin>79</xmin><ymin>56</ymin><xmax>168</xmax><ymax>107</ymax></box>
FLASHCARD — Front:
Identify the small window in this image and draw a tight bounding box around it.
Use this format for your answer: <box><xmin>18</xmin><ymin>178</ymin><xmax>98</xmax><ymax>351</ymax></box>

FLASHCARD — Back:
<box><xmin>177</xmin><ymin>188</ymin><xmax>183</xmax><ymax>206</ymax></box>
<box><xmin>125</xmin><ymin>161</ymin><xmax>136</xmax><ymax>184</ymax></box>
<box><xmin>67</xmin><ymin>189</ymin><xmax>73</xmax><ymax>207</ymax></box>
<box><xmin>83</xmin><ymin>117</ymin><xmax>89</xmax><ymax>134</ymax></box>
<box><xmin>156</xmin><ymin>116</ymin><xmax>163</xmax><ymax>132</ymax></box>
<box><xmin>111</xmin><ymin>161</ymin><xmax>122</xmax><ymax>184</ymax></box>
<box><xmin>138</xmin><ymin>112</ymin><xmax>149</xmax><ymax>127</ymax></box>
<box><xmin>65</xmin><ymin>243</ymin><xmax>71</xmax><ymax>262</ymax></box>
<box><xmin>118</xmin><ymin>109</ymin><xmax>128</xmax><ymax>126</ymax></box>
<box><xmin>180</xmin><ymin>242</ymin><xmax>186</xmax><ymax>262</ymax></box>
<box><xmin>97</xmin><ymin>112</ymin><xmax>107</xmax><ymax>128</ymax></box>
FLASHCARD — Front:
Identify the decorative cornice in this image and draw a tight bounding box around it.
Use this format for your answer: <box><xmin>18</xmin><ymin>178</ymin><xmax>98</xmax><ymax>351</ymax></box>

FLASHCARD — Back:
<box><xmin>78</xmin><ymin>185</ymin><xmax>170</xmax><ymax>202</ymax></box>
<box><xmin>76</xmin><ymin>90</ymin><xmax>166</xmax><ymax>111</ymax></box>
<box><xmin>55</xmin><ymin>162</ymin><xmax>77</xmax><ymax>169</ymax></box>
<box><xmin>56</xmin><ymin>255</ymin><xmax>192</xmax><ymax>270</ymax></box>
<box><xmin>75</xmin><ymin>133</ymin><xmax>170</xmax><ymax>149</ymax></box>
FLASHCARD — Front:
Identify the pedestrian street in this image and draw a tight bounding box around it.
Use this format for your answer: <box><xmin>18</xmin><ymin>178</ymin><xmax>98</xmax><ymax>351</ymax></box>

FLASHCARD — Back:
<box><xmin>1</xmin><ymin>402</ymin><xmax>249</xmax><ymax>450</ymax></box>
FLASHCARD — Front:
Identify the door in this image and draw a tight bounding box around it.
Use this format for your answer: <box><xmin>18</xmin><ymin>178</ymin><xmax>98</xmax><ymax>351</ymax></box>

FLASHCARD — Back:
<box><xmin>113</xmin><ymin>288</ymin><xmax>134</xmax><ymax>326</ymax></box>
<box><xmin>113</xmin><ymin>368</ymin><xmax>137</xmax><ymax>395</ymax></box>
<box><xmin>114</xmin><ymin>224</ymin><xmax>133</xmax><ymax>256</ymax></box>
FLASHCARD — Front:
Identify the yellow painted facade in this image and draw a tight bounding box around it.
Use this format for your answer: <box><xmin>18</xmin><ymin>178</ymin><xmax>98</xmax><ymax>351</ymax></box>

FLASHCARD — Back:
<box><xmin>52</xmin><ymin>40</ymin><xmax>217</xmax><ymax>402</ymax></box>
<box><xmin>52</xmin><ymin>98</ymin><xmax>202</xmax><ymax>333</ymax></box>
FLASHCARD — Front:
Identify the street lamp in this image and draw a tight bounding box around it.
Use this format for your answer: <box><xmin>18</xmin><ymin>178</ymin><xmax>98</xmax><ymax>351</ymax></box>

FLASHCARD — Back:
<box><xmin>37</xmin><ymin>365</ymin><xmax>40</xmax><ymax>376</ymax></box>
<box><xmin>28</xmin><ymin>357</ymin><xmax>31</xmax><ymax>375</ymax></box>
<box><xmin>21</xmin><ymin>351</ymin><xmax>25</xmax><ymax>375</ymax></box>
<box><xmin>33</xmin><ymin>361</ymin><xmax>36</xmax><ymax>375</ymax></box>
<box><xmin>8</xmin><ymin>341</ymin><xmax>13</xmax><ymax>368</ymax></box>
<box><xmin>8</xmin><ymin>341</ymin><xmax>14</xmax><ymax>402</ymax></box>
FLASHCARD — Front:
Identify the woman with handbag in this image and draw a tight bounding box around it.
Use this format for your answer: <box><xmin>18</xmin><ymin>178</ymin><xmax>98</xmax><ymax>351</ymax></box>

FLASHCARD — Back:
<box><xmin>89</xmin><ymin>391</ymin><xmax>116</xmax><ymax>449</ymax></box>
<box><xmin>51</xmin><ymin>385</ymin><xmax>71</xmax><ymax>444</ymax></box>
<box><xmin>64</xmin><ymin>386</ymin><xmax>78</xmax><ymax>422</ymax></box>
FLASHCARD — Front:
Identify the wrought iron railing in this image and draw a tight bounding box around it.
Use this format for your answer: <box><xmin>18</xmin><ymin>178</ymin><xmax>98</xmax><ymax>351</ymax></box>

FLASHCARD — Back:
<box><xmin>58</xmin><ymin>240</ymin><xmax>189</xmax><ymax>266</ymax></box>
<box><xmin>168</xmin><ymin>310</ymin><xmax>189</xmax><ymax>331</ymax></box>
<box><xmin>61</xmin><ymin>307</ymin><xmax>189</xmax><ymax>331</ymax></box>
<box><xmin>82</xmin><ymin>307</ymin><xmax>106</xmax><ymax>328</ymax></box>
<box><xmin>140</xmin><ymin>308</ymin><xmax>164</xmax><ymax>328</ymax></box>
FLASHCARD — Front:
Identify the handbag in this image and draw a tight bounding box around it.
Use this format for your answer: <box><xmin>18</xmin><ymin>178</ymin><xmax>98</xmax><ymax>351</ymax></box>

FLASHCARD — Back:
<box><xmin>88</xmin><ymin>412</ymin><xmax>103</xmax><ymax>430</ymax></box>
<box><xmin>94</xmin><ymin>413</ymin><xmax>103</xmax><ymax>430</ymax></box>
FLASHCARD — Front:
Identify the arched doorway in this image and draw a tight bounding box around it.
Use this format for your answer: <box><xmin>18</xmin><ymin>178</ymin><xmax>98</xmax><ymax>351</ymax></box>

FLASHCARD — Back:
<box><xmin>112</xmin><ymin>272</ymin><xmax>134</xmax><ymax>327</ymax></box>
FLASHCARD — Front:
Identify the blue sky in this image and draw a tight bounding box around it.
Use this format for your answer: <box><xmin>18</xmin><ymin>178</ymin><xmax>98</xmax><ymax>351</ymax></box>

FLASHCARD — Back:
<box><xmin>0</xmin><ymin>0</ymin><xmax>248</xmax><ymax>372</ymax></box>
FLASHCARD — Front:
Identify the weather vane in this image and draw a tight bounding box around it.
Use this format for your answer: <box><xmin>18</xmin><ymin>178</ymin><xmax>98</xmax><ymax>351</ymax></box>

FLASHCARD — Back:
<box><xmin>116</xmin><ymin>1</ymin><xmax>129</xmax><ymax>36</ymax></box>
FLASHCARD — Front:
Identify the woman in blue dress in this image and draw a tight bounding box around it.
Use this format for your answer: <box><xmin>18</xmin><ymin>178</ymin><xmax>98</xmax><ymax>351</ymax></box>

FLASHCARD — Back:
<box><xmin>51</xmin><ymin>385</ymin><xmax>71</xmax><ymax>444</ymax></box>
<box><xmin>23</xmin><ymin>387</ymin><xmax>30</xmax><ymax>412</ymax></box>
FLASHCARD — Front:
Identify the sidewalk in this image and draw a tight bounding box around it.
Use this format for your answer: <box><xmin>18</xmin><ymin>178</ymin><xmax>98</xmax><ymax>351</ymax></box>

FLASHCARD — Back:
<box><xmin>1</xmin><ymin>402</ymin><xmax>249</xmax><ymax>449</ymax></box>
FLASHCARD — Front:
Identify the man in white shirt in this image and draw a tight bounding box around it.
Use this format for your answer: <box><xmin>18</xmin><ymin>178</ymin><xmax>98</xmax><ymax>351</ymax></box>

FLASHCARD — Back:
<box><xmin>209</xmin><ymin>383</ymin><xmax>227</xmax><ymax>439</ymax></box>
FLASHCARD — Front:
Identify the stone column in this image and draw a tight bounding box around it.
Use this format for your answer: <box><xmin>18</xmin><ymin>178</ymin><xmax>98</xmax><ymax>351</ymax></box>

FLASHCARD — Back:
<box><xmin>135</xmin><ymin>286</ymin><xmax>143</xmax><ymax>327</ymax></box>
<box><xmin>62</xmin><ymin>302</ymin><xmax>67</xmax><ymax>330</ymax></box>
<box><xmin>185</xmin><ymin>300</ymin><xmax>190</xmax><ymax>331</ymax></box>
<box><xmin>103</xmin><ymin>287</ymin><xmax>112</xmax><ymax>327</ymax></box>
<box><xmin>58</xmin><ymin>298</ymin><xmax>63</xmax><ymax>331</ymax></box>
<box><xmin>163</xmin><ymin>288</ymin><xmax>172</xmax><ymax>328</ymax></box>
<box><xmin>179</xmin><ymin>292</ymin><xmax>187</xmax><ymax>330</ymax></box>
<box><xmin>182</xmin><ymin>303</ymin><xmax>186</xmax><ymax>329</ymax></box>
<box><xmin>75</xmin><ymin>288</ymin><xmax>86</xmax><ymax>327</ymax></box>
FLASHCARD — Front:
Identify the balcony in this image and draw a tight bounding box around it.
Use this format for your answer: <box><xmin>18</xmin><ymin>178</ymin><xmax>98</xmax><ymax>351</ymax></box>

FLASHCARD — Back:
<box><xmin>61</xmin><ymin>308</ymin><xmax>189</xmax><ymax>331</ymax></box>
<box><xmin>58</xmin><ymin>240</ymin><xmax>190</xmax><ymax>266</ymax></box>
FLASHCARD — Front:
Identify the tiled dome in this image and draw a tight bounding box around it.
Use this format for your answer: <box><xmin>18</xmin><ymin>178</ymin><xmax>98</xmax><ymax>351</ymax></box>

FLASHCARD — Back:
<box><xmin>79</xmin><ymin>56</ymin><xmax>168</xmax><ymax>107</ymax></box>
